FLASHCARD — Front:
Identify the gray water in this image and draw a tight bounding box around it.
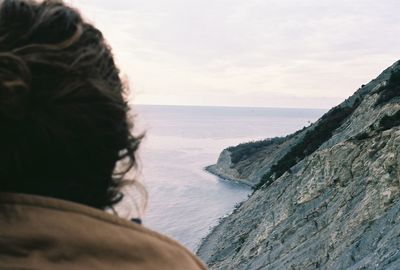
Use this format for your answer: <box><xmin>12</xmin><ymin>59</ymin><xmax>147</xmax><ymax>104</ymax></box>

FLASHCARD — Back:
<box><xmin>119</xmin><ymin>105</ymin><xmax>326</xmax><ymax>251</ymax></box>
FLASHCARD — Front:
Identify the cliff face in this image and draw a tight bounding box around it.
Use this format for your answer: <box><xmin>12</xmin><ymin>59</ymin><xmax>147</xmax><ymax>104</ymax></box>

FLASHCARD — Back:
<box><xmin>197</xmin><ymin>61</ymin><xmax>400</xmax><ymax>270</ymax></box>
<box><xmin>206</xmin><ymin>137</ymin><xmax>292</xmax><ymax>187</ymax></box>
<box><xmin>207</xmin><ymin>62</ymin><xmax>395</xmax><ymax>188</ymax></box>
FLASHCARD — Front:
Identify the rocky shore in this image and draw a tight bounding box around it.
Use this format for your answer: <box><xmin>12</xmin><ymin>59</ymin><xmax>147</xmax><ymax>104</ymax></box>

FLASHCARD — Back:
<box><xmin>205</xmin><ymin>151</ymin><xmax>255</xmax><ymax>187</ymax></box>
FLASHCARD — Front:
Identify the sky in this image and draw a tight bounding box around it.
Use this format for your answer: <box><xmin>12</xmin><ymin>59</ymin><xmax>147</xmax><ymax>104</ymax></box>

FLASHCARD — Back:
<box><xmin>67</xmin><ymin>0</ymin><xmax>400</xmax><ymax>109</ymax></box>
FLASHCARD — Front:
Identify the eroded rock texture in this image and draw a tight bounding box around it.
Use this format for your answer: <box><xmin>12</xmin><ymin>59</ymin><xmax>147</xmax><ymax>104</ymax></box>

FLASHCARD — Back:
<box><xmin>198</xmin><ymin>61</ymin><xmax>400</xmax><ymax>270</ymax></box>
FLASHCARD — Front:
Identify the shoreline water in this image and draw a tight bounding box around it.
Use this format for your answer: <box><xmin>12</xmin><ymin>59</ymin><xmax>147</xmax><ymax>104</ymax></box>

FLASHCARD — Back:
<box><xmin>204</xmin><ymin>165</ymin><xmax>255</xmax><ymax>188</ymax></box>
<box><xmin>193</xmin><ymin>172</ymin><xmax>252</xmax><ymax>253</ymax></box>
<box><xmin>195</xmin><ymin>175</ymin><xmax>252</xmax><ymax>255</ymax></box>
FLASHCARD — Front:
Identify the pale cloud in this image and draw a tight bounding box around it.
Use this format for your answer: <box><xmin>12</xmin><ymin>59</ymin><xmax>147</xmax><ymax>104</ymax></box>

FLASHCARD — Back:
<box><xmin>67</xmin><ymin>0</ymin><xmax>400</xmax><ymax>109</ymax></box>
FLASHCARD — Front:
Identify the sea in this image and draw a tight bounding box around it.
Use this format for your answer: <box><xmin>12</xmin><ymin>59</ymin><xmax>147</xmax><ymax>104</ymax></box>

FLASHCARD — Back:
<box><xmin>118</xmin><ymin>105</ymin><xmax>326</xmax><ymax>252</ymax></box>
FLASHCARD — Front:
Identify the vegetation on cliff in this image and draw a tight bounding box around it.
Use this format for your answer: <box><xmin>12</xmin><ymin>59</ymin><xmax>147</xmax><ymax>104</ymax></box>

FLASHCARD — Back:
<box><xmin>375</xmin><ymin>68</ymin><xmax>400</xmax><ymax>106</ymax></box>
<box><xmin>256</xmin><ymin>99</ymin><xmax>361</xmax><ymax>189</ymax></box>
<box><xmin>379</xmin><ymin>110</ymin><xmax>400</xmax><ymax>131</ymax></box>
<box><xmin>255</xmin><ymin>66</ymin><xmax>400</xmax><ymax>190</ymax></box>
<box><xmin>219</xmin><ymin>64</ymin><xmax>399</xmax><ymax>190</ymax></box>
<box><xmin>226</xmin><ymin>137</ymin><xmax>285</xmax><ymax>164</ymax></box>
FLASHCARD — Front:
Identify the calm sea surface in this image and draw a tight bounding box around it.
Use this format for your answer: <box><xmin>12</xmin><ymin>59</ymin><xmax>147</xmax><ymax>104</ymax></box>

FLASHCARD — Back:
<box><xmin>119</xmin><ymin>105</ymin><xmax>326</xmax><ymax>251</ymax></box>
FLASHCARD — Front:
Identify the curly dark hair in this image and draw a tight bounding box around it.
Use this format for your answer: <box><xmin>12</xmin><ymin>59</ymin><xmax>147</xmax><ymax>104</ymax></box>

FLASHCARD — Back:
<box><xmin>0</xmin><ymin>0</ymin><xmax>142</xmax><ymax>209</ymax></box>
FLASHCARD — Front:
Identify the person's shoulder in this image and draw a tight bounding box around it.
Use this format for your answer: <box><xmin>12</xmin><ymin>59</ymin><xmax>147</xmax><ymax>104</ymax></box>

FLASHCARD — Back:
<box><xmin>0</xmin><ymin>192</ymin><xmax>208</xmax><ymax>270</ymax></box>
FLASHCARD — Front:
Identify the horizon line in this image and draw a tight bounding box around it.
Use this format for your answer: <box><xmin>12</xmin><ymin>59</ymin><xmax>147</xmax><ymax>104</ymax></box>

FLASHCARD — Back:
<box><xmin>133</xmin><ymin>103</ymin><xmax>329</xmax><ymax>111</ymax></box>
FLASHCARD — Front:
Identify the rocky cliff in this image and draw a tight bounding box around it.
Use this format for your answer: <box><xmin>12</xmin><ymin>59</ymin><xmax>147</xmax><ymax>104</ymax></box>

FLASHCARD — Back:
<box><xmin>197</xmin><ymin>61</ymin><xmax>400</xmax><ymax>269</ymax></box>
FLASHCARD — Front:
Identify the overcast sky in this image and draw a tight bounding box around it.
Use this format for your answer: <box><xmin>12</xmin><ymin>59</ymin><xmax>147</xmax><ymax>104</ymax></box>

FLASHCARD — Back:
<box><xmin>67</xmin><ymin>0</ymin><xmax>400</xmax><ymax>109</ymax></box>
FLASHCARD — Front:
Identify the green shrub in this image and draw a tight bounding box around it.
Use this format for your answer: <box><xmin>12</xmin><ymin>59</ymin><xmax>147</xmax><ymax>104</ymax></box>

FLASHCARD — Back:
<box><xmin>379</xmin><ymin>111</ymin><xmax>400</xmax><ymax>131</ymax></box>
<box><xmin>375</xmin><ymin>69</ymin><xmax>400</xmax><ymax>106</ymax></box>
<box><xmin>227</xmin><ymin>137</ymin><xmax>285</xmax><ymax>164</ymax></box>
<box><xmin>354</xmin><ymin>132</ymin><xmax>370</xmax><ymax>140</ymax></box>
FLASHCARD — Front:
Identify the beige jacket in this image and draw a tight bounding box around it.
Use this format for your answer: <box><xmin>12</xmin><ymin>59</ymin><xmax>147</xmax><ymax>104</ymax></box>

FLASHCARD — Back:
<box><xmin>0</xmin><ymin>192</ymin><xmax>207</xmax><ymax>270</ymax></box>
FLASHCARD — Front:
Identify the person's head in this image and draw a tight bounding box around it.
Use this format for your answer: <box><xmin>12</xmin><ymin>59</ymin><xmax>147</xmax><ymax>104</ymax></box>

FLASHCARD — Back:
<box><xmin>0</xmin><ymin>0</ymin><xmax>142</xmax><ymax>209</ymax></box>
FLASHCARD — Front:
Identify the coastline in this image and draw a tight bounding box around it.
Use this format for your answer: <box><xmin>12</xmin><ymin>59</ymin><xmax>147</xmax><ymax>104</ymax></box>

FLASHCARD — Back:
<box><xmin>197</xmin><ymin>166</ymin><xmax>253</xmax><ymax>255</ymax></box>
<box><xmin>204</xmin><ymin>165</ymin><xmax>255</xmax><ymax>188</ymax></box>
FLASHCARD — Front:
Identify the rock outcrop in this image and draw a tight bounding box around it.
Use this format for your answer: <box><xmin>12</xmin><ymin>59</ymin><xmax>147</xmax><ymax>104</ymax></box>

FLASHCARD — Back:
<box><xmin>197</xmin><ymin>61</ymin><xmax>400</xmax><ymax>270</ymax></box>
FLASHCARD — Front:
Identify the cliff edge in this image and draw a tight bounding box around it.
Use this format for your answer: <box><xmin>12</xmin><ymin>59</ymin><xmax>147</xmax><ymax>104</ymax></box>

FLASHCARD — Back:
<box><xmin>198</xmin><ymin>60</ymin><xmax>400</xmax><ymax>269</ymax></box>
